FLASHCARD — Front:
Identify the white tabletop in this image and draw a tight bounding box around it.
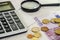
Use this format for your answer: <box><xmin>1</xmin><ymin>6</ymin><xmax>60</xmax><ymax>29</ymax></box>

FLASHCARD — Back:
<box><xmin>0</xmin><ymin>0</ymin><xmax>60</xmax><ymax>40</ymax></box>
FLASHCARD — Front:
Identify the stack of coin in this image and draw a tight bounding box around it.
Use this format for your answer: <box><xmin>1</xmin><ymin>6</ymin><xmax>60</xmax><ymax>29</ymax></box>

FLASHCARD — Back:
<box><xmin>27</xmin><ymin>27</ymin><xmax>41</xmax><ymax>40</ymax></box>
<box><xmin>31</xmin><ymin>27</ymin><xmax>41</xmax><ymax>40</ymax></box>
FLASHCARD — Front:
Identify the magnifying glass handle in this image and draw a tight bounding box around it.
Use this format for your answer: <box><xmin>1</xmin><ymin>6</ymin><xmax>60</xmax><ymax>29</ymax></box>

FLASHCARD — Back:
<box><xmin>41</xmin><ymin>3</ymin><xmax>60</xmax><ymax>6</ymax></box>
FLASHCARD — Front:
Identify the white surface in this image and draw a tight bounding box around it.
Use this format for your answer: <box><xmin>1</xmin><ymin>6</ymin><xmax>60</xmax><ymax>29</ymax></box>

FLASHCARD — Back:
<box><xmin>0</xmin><ymin>0</ymin><xmax>60</xmax><ymax>40</ymax></box>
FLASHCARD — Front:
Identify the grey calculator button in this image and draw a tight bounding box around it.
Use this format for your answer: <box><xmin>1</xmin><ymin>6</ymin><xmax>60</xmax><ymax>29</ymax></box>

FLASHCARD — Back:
<box><xmin>9</xmin><ymin>20</ymin><xmax>13</xmax><ymax>22</ymax></box>
<box><xmin>0</xmin><ymin>26</ymin><xmax>2</xmax><ymax>30</ymax></box>
<box><xmin>3</xmin><ymin>22</ymin><xmax>7</xmax><ymax>24</ymax></box>
<box><xmin>0</xmin><ymin>16</ymin><xmax>3</xmax><ymax>18</ymax></box>
<box><xmin>5</xmin><ymin>15</ymin><xmax>10</xmax><ymax>17</ymax></box>
<box><xmin>8</xmin><ymin>19</ymin><xmax>12</xmax><ymax>21</ymax></box>
<box><xmin>9</xmin><ymin>20</ymin><xmax>14</xmax><ymax>24</ymax></box>
<box><xmin>5</xmin><ymin>28</ymin><xmax>11</xmax><ymax>32</ymax></box>
<box><xmin>6</xmin><ymin>16</ymin><xmax>11</xmax><ymax>18</ymax></box>
<box><xmin>0</xmin><ymin>27</ymin><xmax>1</xmax><ymax>29</ymax></box>
<box><xmin>4</xmin><ymin>13</ymin><xmax>8</xmax><ymax>14</ymax></box>
<box><xmin>0</xmin><ymin>30</ymin><xmax>4</xmax><ymax>34</ymax></box>
<box><xmin>2</xmin><ymin>19</ymin><xmax>5</xmax><ymax>21</ymax></box>
<box><xmin>4</xmin><ymin>25</ymin><xmax>9</xmax><ymax>28</ymax></box>
<box><xmin>7</xmin><ymin>18</ymin><xmax>12</xmax><ymax>20</ymax></box>
<box><xmin>15</xmin><ymin>19</ymin><xmax>20</xmax><ymax>22</ymax></box>
<box><xmin>3</xmin><ymin>22</ymin><xmax>6</xmax><ymax>24</ymax></box>
<box><xmin>13</xmin><ymin>16</ymin><xmax>18</xmax><ymax>18</ymax></box>
<box><xmin>17</xmin><ymin>22</ymin><xmax>25</xmax><ymax>29</ymax></box>
<box><xmin>11</xmin><ymin>13</ymin><xmax>16</xmax><ymax>16</ymax></box>
<box><xmin>10</xmin><ymin>11</ymin><xmax>16</xmax><ymax>15</ymax></box>
<box><xmin>10</xmin><ymin>24</ymin><xmax>18</xmax><ymax>31</ymax></box>
<box><xmin>0</xmin><ymin>13</ymin><xmax>2</xmax><ymax>14</ymax></box>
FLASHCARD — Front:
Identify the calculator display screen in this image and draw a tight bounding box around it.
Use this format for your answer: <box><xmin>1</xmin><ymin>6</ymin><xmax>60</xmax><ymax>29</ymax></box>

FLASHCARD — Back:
<box><xmin>0</xmin><ymin>1</ymin><xmax>15</xmax><ymax>12</ymax></box>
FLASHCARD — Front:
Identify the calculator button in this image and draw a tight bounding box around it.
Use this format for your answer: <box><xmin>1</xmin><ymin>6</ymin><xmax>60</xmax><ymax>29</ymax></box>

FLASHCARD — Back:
<box><xmin>13</xmin><ymin>16</ymin><xmax>18</xmax><ymax>19</ymax></box>
<box><xmin>7</xmin><ymin>18</ymin><xmax>12</xmax><ymax>21</ymax></box>
<box><xmin>0</xmin><ymin>30</ymin><xmax>4</xmax><ymax>34</ymax></box>
<box><xmin>5</xmin><ymin>16</ymin><xmax>11</xmax><ymax>18</ymax></box>
<box><xmin>0</xmin><ymin>13</ymin><xmax>2</xmax><ymax>15</ymax></box>
<box><xmin>0</xmin><ymin>15</ymin><xmax>2</xmax><ymax>17</ymax></box>
<box><xmin>1</xmin><ymin>18</ymin><xmax>6</xmax><ymax>21</ymax></box>
<box><xmin>17</xmin><ymin>22</ymin><xmax>25</xmax><ymax>29</ymax></box>
<box><xmin>9</xmin><ymin>20</ymin><xmax>14</xmax><ymax>24</ymax></box>
<box><xmin>14</xmin><ymin>17</ymin><xmax>18</xmax><ymax>20</ymax></box>
<box><xmin>7</xmin><ymin>19</ymin><xmax>12</xmax><ymax>21</ymax></box>
<box><xmin>1</xmin><ymin>19</ymin><xmax>5</xmax><ymax>21</ymax></box>
<box><xmin>0</xmin><ymin>26</ymin><xmax>3</xmax><ymax>30</ymax></box>
<box><xmin>10</xmin><ymin>24</ymin><xmax>18</xmax><ymax>31</ymax></box>
<box><xmin>4</xmin><ymin>13</ymin><xmax>9</xmax><ymax>15</ymax></box>
<box><xmin>10</xmin><ymin>11</ymin><xmax>16</xmax><ymax>15</ymax></box>
<box><xmin>0</xmin><ymin>27</ymin><xmax>2</xmax><ymax>29</ymax></box>
<box><xmin>5</xmin><ymin>15</ymin><xmax>10</xmax><ymax>17</ymax></box>
<box><xmin>15</xmin><ymin>19</ymin><xmax>20</xmax><ymax>22</ymax></box>
<box><xmin>7</xmin><ymin>18</ymin><xmax>12</xmax><ymax>20</ymax></box>
<box><xmin>0</xmin><ymin>17</ymin><xmax>4</xmax><ymax>19</ymax></box>
<box><xmin>4</xmin><ymin>25</ymin><xmax>9</xmax><ymax>28</ymax></box>
<box><xmin>2</xmin><ymin>22</ymin><xmax>7</xmax><ymax>24</ymax></box>
<box><xmin>5</xmin><ymin>28</ymin><xmax>11</xmax><ymax>32</ymax></box>
<box><xmin>10</xmin><ymin>11</ymin><xmax>15</xmax><ymax>13</ymax></box>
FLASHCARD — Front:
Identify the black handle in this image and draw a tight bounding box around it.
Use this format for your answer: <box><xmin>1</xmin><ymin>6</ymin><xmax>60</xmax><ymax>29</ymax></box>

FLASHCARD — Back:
<box><xmin>41</xmin><ymin>3</ymin><xmax>60</xmax><ymax>6</ymax></box>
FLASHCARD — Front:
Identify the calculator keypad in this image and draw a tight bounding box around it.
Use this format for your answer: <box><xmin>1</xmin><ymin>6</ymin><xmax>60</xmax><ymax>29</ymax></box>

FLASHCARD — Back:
<box><xmin>10</xmin><ymin>11</ymin><xmax>25</xmax><ymax>29</ymax></box>
<box><xmin>0</xmin><ymin>11</ymin><xmax>25</xmax><ymax>34</ymax></box>
<box><xmin>0</xmin><ymin>24</ymin><xmax>4</xmax><ymax>34</ymax></box>
<box><xmin>0</xmin><ymin>13</ymin><xmax>11</xmax><ymax>32</ymax></box>
<box><xmin>4</xmin><ymin>12</ymin><xmax>18</xmax><ymax>31</ymax></box>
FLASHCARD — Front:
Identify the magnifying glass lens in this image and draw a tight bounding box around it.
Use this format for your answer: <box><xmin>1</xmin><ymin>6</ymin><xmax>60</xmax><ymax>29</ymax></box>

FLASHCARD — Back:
<box><xmin>22</xmin><ymin>2</ymin><xmax>40</xmax><ymax>9</ymax></box>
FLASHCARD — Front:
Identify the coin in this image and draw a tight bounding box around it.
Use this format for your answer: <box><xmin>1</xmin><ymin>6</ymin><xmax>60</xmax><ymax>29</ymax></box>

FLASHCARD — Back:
<box><xmin>58</xmin><ymin>23</ymin><xmax>60</xmax><ymax>27</ymax></box>
<box><xmin>54</xmin><ymin>28</ymin><xmax>60</xmax><ymax>35</ymax></box>
<box><xmin>41</xmin><ymin>26</ymin><xmax>49</xmax><ymax>32</ymax></box>
<box><xmin>31</xmin><ymin>37</ymin><xmax>38</xmax><ymax>40</ymax></box>
<box><xmin>55</xmin><ymin>18</ymin><xmax>60</xmax><ymax>23</ymax></box>
<box><xmin>42</xmin><ymin>19</ymin><xmax>50</xmax><ymax>24</ymax></box>
<box><xmin>31</xmin><ymin>27</ymin><xmax>40</xmax><ymax>33</ymax></box>
<box><xmin>50</xmin><ymin>18</ymin><xmax>56</xmax><ymax>23</ymax></box>
<box><xmin>27</xmin><ymin>34</ymin><xmax>33</xmax><ymax>39</ymax></box>
<box><xmin>34</xmin><ymin>32</ymin><xmax>41</xmax><ymax>38</ymax></box>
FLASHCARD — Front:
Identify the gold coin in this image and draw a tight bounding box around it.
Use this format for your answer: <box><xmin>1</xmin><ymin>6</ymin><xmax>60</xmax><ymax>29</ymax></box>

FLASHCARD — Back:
<box><xmin>50</xmin><ymin>18</ymin><xmax>56</xmax><ymax>23</ymax></box>
<box><xmin>58</xmin><ymin>23</ymin><xmax>60</xmax><ymax>27</ymax></box>
<box><xmin>34</xmin><ymin>32</ymin><xmax>41</xmax><ymax>38</ymax></box>
<box><xmin>27</xmin><ymin>34</ymin><xmax>33</xmax><ymax>39</ymax></box>
<box><xmin>31</xmin><ymin>37</ymin><xmax>38</xmax><ymax>40</ymax></box>
<box><xmin>42</xmin><ymin>19</ymin><xmax>50</xmax><ymax>24</ymax></box>
<box><xmin>55</xmin><ymin>18</ymin><xmax>60</xmax><ymax>23</ymax></box>
<box><xmin>54</xmin><ymin>28</ymin><xmax>60</xmax><ymax>35</ymax></box>
<box><xmin>41</xmin><ymin>26</ymin><xmax>49</xmax><ymax>32</ymax></box>
<box><xmin>51</xmin><ymin>18</ymin><xmax>60</xmax><ymax>23</ymax></box>
<box><xmin>31</xmin><ymin>27</ymin><xmax>40</xmax><ymax>33</ymax></box>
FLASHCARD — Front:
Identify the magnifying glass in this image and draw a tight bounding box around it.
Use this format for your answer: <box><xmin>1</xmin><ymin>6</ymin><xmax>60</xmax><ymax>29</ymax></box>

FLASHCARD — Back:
<box><xmin>21</xmin><ymin>0</ymin><xmax>60</xmax><ymax>12</ymax></box>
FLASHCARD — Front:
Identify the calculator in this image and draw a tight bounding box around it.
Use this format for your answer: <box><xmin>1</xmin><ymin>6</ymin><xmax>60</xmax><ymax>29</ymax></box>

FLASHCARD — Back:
<box><xmin>0</xmin><ymin>1</ymin><xmax>27</xmax><ymax>39</ymax></box>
